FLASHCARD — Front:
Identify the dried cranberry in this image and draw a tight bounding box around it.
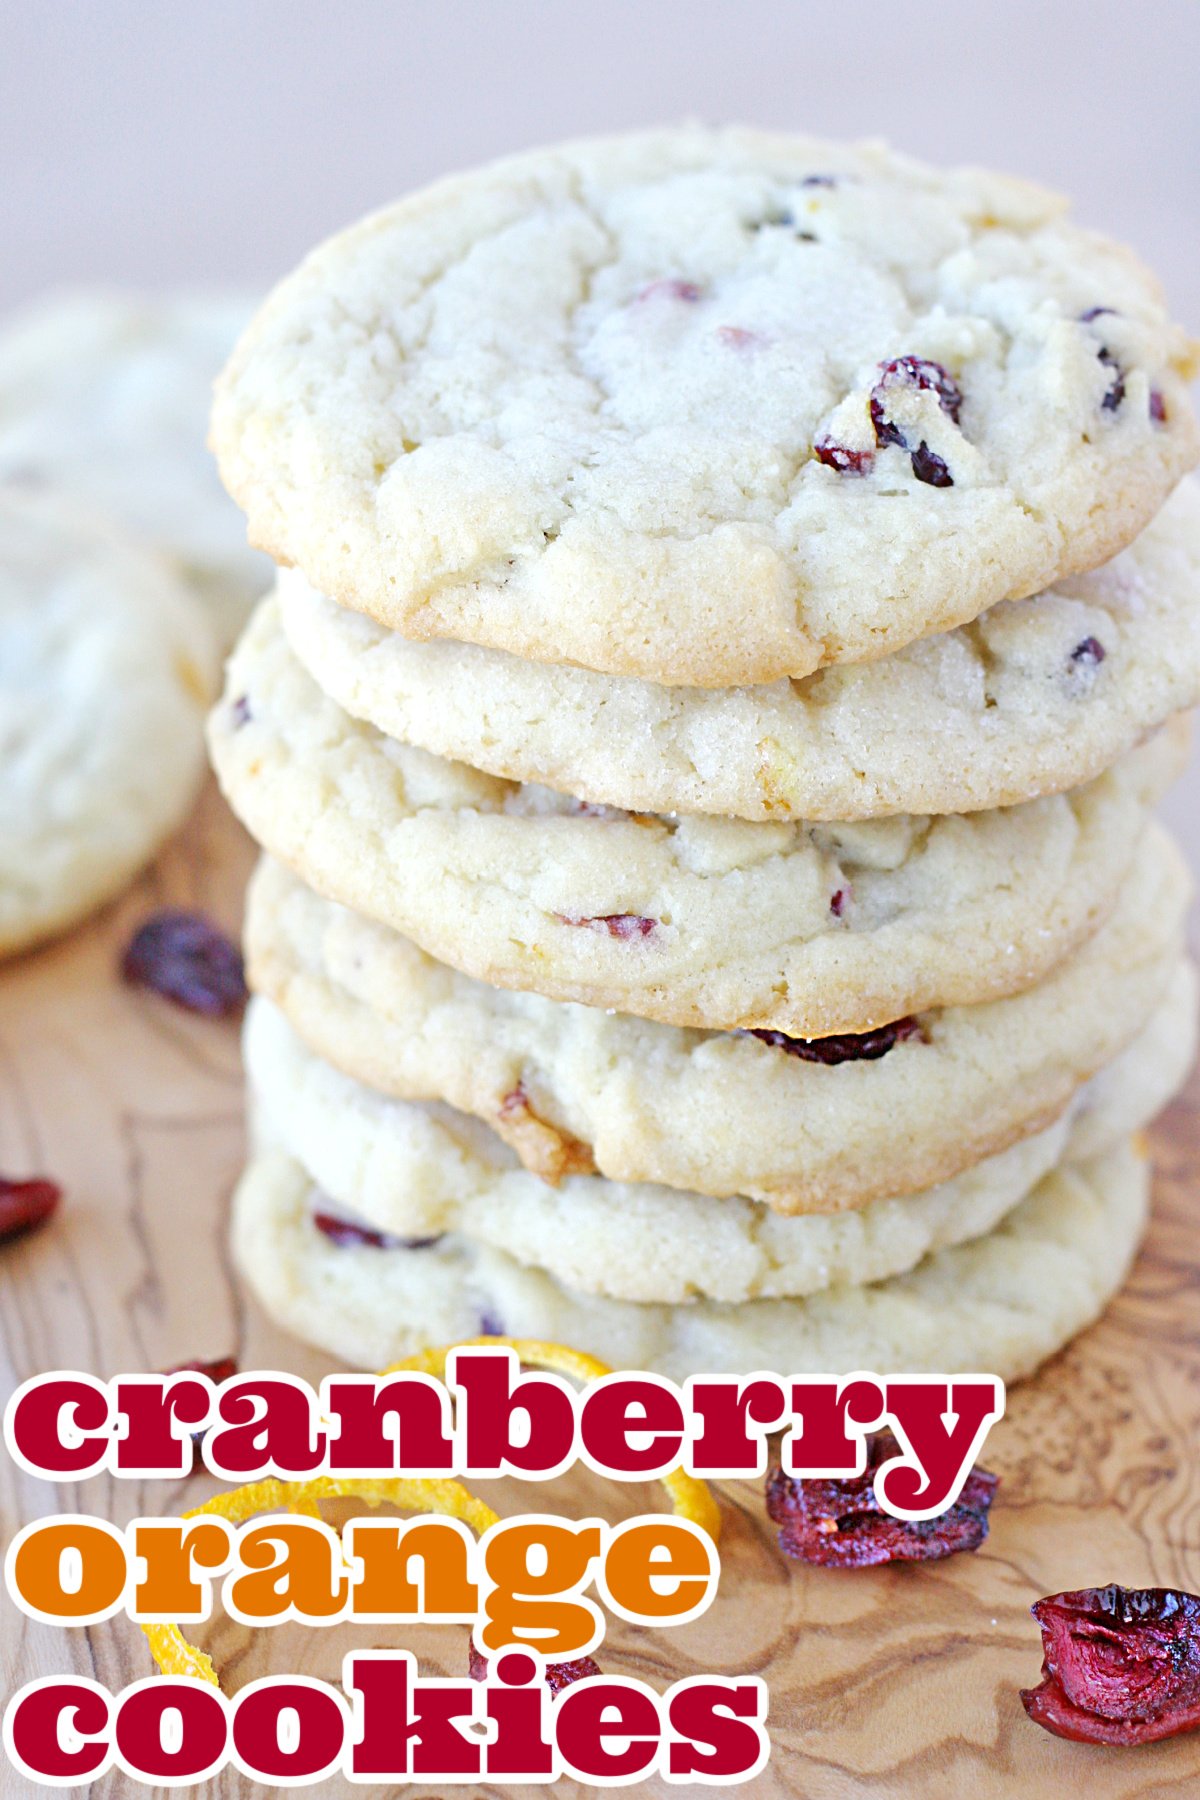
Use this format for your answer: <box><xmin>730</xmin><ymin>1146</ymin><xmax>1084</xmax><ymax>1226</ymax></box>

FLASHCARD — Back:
<box><xmin>870</xmin><ymin>357</ymin><xmax>963</xmax><ymax>447</ymax></box>
<box><xmin>909</xmin><ymin>441</ymin><xmax>953</xmax><ymax>487</ymax></box>
<box><xmin>638</xmin><ymin>278</ymin><xmax>702</xmax><ymax>304</ymax></box>
<box><xmin>0</xmin><ymin>1177</ymin><xmax>61</xmax><ymax>1243</ymax></box>
<box><xmin>163</xmin><ymin>1357</ymin><xmax>238</xmax><ymax>1471</ymax></box>
<box><xmin>747</xmin><ymin>1016</ymin><xmax>924</xmax><ymax>1065</ymax></box>
<box><xmin>165</xmin><ymin>1356</ymin><xmax>239</xmax><ymax>1383</ymax></box>
<box><xmin>1150</xmin><ymin>389</ymin><xmax>1168</xmax><ymax>424</ymax></box>
<box><xmin>830</xmin><ymin>887</ymin><xmax>850</xmax><ymax>918</ymax></box>
<box><xmin>122</xmin><ymin>911</ymin><xmax>247</xmax><ymax>1018</ymax></box>
<box><xmin>313</xmin><ymin>1211</ymin><xmax>439</xmax><ymax>1251</ymax></box>
<box><xmin>1021</xmin><ymin>1585</ymin><xmax>1200</xmax><ymax>1745</ymax></box>
<box><xmin>1098</xmin><ymin>347</ymin><xmax>1126</xmax><ymax>411</ymax></box>
<box><xmin>716</xmin><ymin>325</ymin><xmax>761</xmax><ymax>349</ymax></box>
<box><xmin>1070</xmin><ymin>637</ymin><xmax>1106</xmax><ymax>668</ymax></box>
<box><xmin>766</xmin><ymin>1430</ymin><xmax>998</xmax><ymax>1568</ymax></box>
<box><xmin>557</xmin><ymin>912</ymin><xmax>657</xmax><ymax>941</ymax></box>
<box><xmin>469</xmin><ymin>1645</ymin><xmax>602</xmax><ymax>1690</ymax></box>
<box><xmin>814</xmin><ymin>437</ymin><xmax>875</xmax><ymax>476</ymax></box>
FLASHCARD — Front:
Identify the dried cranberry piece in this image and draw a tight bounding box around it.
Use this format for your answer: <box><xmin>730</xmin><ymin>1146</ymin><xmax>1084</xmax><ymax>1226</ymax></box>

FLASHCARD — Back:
<box><xmin>1098</xmin><ymin>347</ymin><xmax>1126</xmax><ymax>411</ymax></box>
<box><xmin>909</xmin><ymin>441</ymin><xmax>953</xmax><ymax>487</ymax></box>
<box><xmin>122</xmin><ymin>911</ymin><xmax>247</xmax><ymax>1018</ymax></box>
<box><xmin>1070</xmin><ymin>637</ymin><xmax>1106</xmax><ymax>668</ymax></box>
<box><xmin>766</xmin><ymin>1430</ymin><xmax>998</xmax><ymax>1568</ymax></box>
<box><xmin>557</xmin><ymin>912</ymin><xmax>657</xmax><ymax>941</ymax></box>
<box><xmin>163</xmin><ymin>1357</ymin><xmax>238</xmax><ymax>1471</ymax></box>
<box><xmin>165</xmin><ymin>1356</ymin><xmax>239</xmax><ymax>1383</ymax></box>
<box><xmin>716</xmin><ymin>325</ymin><xmax>762</xmax><ymax>349</ymax></box>
<box><xmin>313</xmin><ymin>1211</ymin><xmax>439</xmax><ymax>1251</ymax></box>
<box><xmin>638</xmin><ymin>278</ymin><xmax>702</xmax><ymax>304</ymax></box>
<box><xmin>1021</xmin><ymin>1585</ymin><xmax>1200</xmax><ymax>1745</ymax></box>
<box><xmin>469</xmin><ymin>1645</ymin><xmax>602</xmax><ymax>1690</ymax></box>
<box><xmin>829</xmin><ymin>886</ymin><xmax>850</xmax><ymax>918</ymax></box>
<box><xmin>870</xmin><ymin>357</ymin><xmax>963</xmax><ymax>447</ymax></box>
<box><xmin>747</xmin><ymin>1016</ymin><xmax>924</xmax><ymax>1065</ymax></box>
<box><xmin>813</xmin><ymin>437</ymin><xmax>875</xmax><ymax>476</ymax></box>
<box><xmin>0</xmin><ymin>1177</ymin><xmax>61</xmax><ymax>1243</ymax></box>
<box><xmin>1150</xmin><ymin>389</ymin><xmax>1168</xmax><ymax>424</ymax></box>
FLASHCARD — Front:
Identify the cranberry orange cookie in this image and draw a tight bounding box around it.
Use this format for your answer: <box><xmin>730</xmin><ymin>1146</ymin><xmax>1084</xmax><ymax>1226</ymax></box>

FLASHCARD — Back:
<box><xmin>0</xmin><ymin>290</ymin><xmax>271</xmax><ymax>645</ymax></box>
<box><xmin>242</xmin><ymin>838</ymin><xmax>1188</xmax><ymax>1211</ymax></box>
<box><xmin>213</xmin><ymin>128</ymin><xmax>1198</xmax><ymax>688</ymax></box>
<box><xmin>242</xmin><ymin>971</ymin><xmax>1194</xmax><ymax>1303</ymax></box>
<box><xmin>0</xmin><ymin>493</ymin><xmax>218</xmax><ymax>956</ymax></box>
<box><xmin>232</xmin><ymin>1138</ymin><xmax>1151</xmax><ymax>1383</ymax></box>
<box><xmin>210</xmin><ymin>603</ymin><xmax>1186</xmax><ymax>1036</ymax></box>
<box><xmin>277</xmin><ymin>480</ymin><xmax>1200</xmax><ymax>820</ymax></box>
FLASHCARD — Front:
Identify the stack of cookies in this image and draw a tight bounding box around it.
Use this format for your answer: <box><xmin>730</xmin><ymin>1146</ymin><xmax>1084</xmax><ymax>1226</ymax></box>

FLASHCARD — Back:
<box><xmin>208</xmin><ymin>129</ymin><xmax>1200</xmax><ymax>1384</ymax></box>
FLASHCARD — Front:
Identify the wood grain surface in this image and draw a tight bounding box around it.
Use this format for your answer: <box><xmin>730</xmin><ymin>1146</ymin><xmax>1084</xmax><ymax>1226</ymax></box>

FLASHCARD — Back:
<box><xmin>2</xmin><ymin>783</ymin><xmax>1199</xmax><ymax>1800</ymax></box>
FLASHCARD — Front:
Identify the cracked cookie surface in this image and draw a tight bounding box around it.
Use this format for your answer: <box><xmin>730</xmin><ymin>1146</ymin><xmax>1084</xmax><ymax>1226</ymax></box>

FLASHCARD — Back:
<box><xmin>213</xmin><ymin>127</ymin><xmax>1198</xmax><ymax>687</ymax></box>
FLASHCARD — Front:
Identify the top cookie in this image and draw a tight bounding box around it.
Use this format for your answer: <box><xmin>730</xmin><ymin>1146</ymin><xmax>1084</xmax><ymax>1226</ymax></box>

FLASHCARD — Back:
<box><xmin>213</xmin><ymin>127</ymin><xmax>1199</xmax><ymax>687</ymax></box>
<box><xmin>0</xmin><ymin>290</ymin><xmax>272</xmax><ymax>646</ymax></box>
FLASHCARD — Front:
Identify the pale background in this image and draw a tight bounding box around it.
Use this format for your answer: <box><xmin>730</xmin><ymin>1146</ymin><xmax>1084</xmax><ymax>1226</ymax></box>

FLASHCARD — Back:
<box><xmin>2</xmin><ymin>0</ymin><xmax>1198</xmax><ymax>872</ymax></box>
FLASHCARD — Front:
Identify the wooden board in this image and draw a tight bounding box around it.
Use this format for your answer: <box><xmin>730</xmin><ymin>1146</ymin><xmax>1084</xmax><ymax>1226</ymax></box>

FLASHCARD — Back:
<box><xmin>2</xmin><ymin>782</ymin><xmax>1200</xmax><ymax>1800</ymax></box>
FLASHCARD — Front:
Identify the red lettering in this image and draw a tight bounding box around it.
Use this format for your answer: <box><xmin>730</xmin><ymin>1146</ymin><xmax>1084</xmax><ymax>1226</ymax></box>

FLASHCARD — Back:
<box><xmin>877</xmin><ymin>1378</ymin><xmax>1003</xmax><ymax>1518</ymax></box>
<box><xmin>231</xmin><ymin>1679</ymin><xmax>346</xmax><ymax>1782</ymax></box>
<box><xmin>8</xmin><ymin>1376</ymin><xmax>110</xmax><ymax>1477</ymax></box>
<box><xmin>687</xmin><ymin>1377</ymin><xmax>787</xmax><ymax>1474</ymax></box>
<box><xmin>782</xmin><ymin>1377</ymin><xmax>885</xmax><ymax>1475</ymax></box>
<box><xmin>667</xmin><ymin>1678</ymin><xmax>767</xmax><ymax>1778</ymax></box>
<box><xmin>452</xmin><ymin>1350</ymin><xmax>575</xmax><ymax>1477</ymax></box>
<box><xmin>324</xmin><ymin>1374</ymin><xmax>453</xmax><ymax>1474</ymax></box>
<box><xmin>556</xmin><ymin>1680</ymin><xmax>661</xmax><ymax>1781</ymax></box>
<box><xmin>579</xmin><ymin>1377</ymin><xmax>684</xmax><ymax>1476</ymax></box>
<box><xmin>206</xmin><ymin>1377</ymin><xmax>326</xmax><ymax>1477</ymax></box>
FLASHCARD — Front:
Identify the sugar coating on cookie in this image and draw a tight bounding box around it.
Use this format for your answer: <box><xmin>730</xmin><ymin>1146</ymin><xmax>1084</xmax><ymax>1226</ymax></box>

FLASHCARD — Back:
<box><xmin>214</xmin><ymin>127</ymin><xmax>1199</xmax><ymax>686</ymax></box>
<box><xmin>0</xmin><ymin>492</ymin><xmax>219</xmax><ymax>956</ymax></box>
<box><xmin>209</xmin><ymin>603</ymin><xmax>1187</xmax><ymax>1037</ymax></box>
<box><xmin>232</xmin><ymin>1138</ymin><xmax>1151</xmax><ymax>1382</ymax></box>
<box><xmin>241</xmin><ymin>836</ymin><xmax>1188</xmax><ymax>1212</ymax></box>
<box><xmin>0</xmin><ymin>290</ymin><xmax>272</xmax><ymax>645</ymax></box>
<box><xmin>243</xmin><ymin>972</ymin><xmax>1194</xmax><ymax>1304</ymax></box>
<box><xmin>277</xmin><ymin>479</ymin><xmax>1200</xmax><ymax>820</ymax></box>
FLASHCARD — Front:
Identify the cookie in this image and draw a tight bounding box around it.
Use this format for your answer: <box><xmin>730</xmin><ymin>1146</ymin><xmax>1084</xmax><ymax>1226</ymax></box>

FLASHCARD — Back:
<box><xmin>212</xmin><ymin>127</ymin><xmax>1199</xmax><ymax>689</ymax></box>
<box><xmin>0</xmin><ymin>290</ymin><xmax>271</xmax><ymax>645</ymax></box>
<box><xmin>243</xmin><ymin>969</ymin><xmax>1193</xmax><ymax>1304</ymax></box>
<box><xmin>277</xmin><ymin>479</ymin><xmax>1200</xmax><ymax>821</ymax></box>
<box><xmin>0</xmin><ymin>492</ymin><xmax>219</xmax><ymax>957</ymax></box>
<box><xmin>242</xmin><ymin>836</ymin><xmax>1187</xmax><ymax>1211</ymax></box>
<box><xmin>210</xmin><ymin>603</ymin><xmax>1186</xmax><ymax>1037</ymax></box>
<box><xmin>232</xmin><ymin>1137</ymin><xmax>1151</xmax><ymax>1383</ymax></box>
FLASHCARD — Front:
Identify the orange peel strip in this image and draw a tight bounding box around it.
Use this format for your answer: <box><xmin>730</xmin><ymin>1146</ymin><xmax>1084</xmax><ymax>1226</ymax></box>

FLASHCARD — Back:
<box><xmin>381</xmin><ymin>1337</ymin><xmax>722</xmax><ymax>1541</ymax></box>
<box><xmin>142</xmin><ymin>1473</ymin><xmax>499</xmax><ymax>1687</ymax></box>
